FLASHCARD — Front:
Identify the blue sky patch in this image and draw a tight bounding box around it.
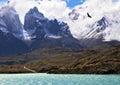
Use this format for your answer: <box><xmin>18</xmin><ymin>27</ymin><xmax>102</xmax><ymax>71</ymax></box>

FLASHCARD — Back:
<box><xmin>65</xmin><ymin>0</ymin><xmax>85</xmax><ymax>8</ymax></box>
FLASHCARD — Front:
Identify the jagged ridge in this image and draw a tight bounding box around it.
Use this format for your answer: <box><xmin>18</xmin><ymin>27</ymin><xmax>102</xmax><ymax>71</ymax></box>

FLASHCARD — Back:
<box><xmin>0</xmin><ymin>6</ymin><xmax>81</xmax><ymax>55</ymax></box>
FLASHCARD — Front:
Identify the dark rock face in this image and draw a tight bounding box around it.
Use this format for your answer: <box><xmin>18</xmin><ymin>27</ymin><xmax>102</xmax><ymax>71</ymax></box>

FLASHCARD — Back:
<box><xmin>0</xmin><ymin>30</ymin><xmax>29</xmax><ymax>56</ymax></box>
<box><xmin>24</xmin><ymin>7</ymin><xmax>48</xmax><ymax>39</ymax></box>
<box><xmin>24</xmin><ymin>7</ymin><xmax>82</xmax><ymax>49</ymax></box>
<box><xmin>45</xmin><ymin>19</ymin><xmax>72</xmax><ymax>37</ymax></box>
<box><xmin>24</xmin><ymin>7</ymin><xmax>72</xmax><ymax>39</ymax></box>
<box><xmin>97</xmin><ymin>17</ymin><xmax>108</xmax><ymax>31</ymax></box>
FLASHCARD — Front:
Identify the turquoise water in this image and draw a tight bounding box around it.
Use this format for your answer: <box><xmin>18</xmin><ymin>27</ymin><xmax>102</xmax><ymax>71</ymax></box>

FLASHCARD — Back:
<box><xmin>0</xmin><ymin>74</ymin><xmax>120</xmax><ymax>85</ymax></box>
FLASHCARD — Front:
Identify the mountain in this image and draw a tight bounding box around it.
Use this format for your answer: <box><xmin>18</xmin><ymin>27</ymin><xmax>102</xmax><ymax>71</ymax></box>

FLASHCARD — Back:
<box><xmin>24</xmin><ymin>7</ymin><xmax>48</xmax><ymax>39</ymax></box>
<box><xmin>0</xmin><ymin>4</ymin><xmax>119</xmax><ymax>55</ymax></box>
<box><xmin>24</xmin><ymin>7</ymin><xmax>73</xmax><ymax>39</ymax></box>
<box><xmin>24</xmin><ymin>7</ymin><xmax>82</xmax><ymax>50</ymax></box>
<box><xmin>0</xmin><ymin>6</ymin><xmax>29</xmax><ymax>55</ymax></box>
<box><xmin>0</xmin><ymin>6</ymin><xmax>81</xmax><ymax>55</ymax></box>
<box><xmin>68</xmin><ymin>3</ymin><xmax>120</xmax><ymax>41</ymax></box>
<box><xmin>67</xmin><ymin>6</ymin><xmax>120</xmax><ymax>47</ymax></box>
<box><xmin>0</xmin><ymin>6</ymin><xmax>24</xmax><ymax>40</ymax></box>
<box><xmin>0</xmin><ymin>30</ymin><xmax>29</xmax><ymax>56</ymax></box>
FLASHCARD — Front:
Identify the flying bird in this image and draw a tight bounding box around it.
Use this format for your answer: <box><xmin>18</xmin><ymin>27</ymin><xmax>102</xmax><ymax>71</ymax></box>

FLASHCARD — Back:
<box><xmin>87</xmin><ymin>12</ymin><xmax>92</xmax><ymax>18</ymax></box>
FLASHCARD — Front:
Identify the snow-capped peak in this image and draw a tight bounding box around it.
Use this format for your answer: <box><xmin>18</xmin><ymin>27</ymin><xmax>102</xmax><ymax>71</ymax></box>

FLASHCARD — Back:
<box><xmin>65</xmin><ymin>0</ymin><xmax>120</xmax><ymax>41</ymax></box>
<box><xmin>24</xmin><ymin>7</ymin><xmax>72</xmax><ymax>40</ymax></box>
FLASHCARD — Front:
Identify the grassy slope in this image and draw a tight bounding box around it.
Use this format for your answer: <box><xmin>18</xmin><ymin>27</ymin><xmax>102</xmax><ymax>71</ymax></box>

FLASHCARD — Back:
<box><xmin>0</xmin><ymin>44</ymin><xmax>120</xmax><ymax>74</ymax></box>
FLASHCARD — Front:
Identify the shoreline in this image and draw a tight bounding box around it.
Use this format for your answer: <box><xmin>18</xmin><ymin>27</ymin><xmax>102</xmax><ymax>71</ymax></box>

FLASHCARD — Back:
<box><xmin>0</xmin><ymin>72</ymin><xmax>119</xmax><ymax>74</ymax></box>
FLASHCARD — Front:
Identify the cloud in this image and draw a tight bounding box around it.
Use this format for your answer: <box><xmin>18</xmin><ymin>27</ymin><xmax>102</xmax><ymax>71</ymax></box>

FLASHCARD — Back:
<box><xmin>7</xmin><ymin>0</ymin><xmax>70</xmax><ymax>24</ymax></box>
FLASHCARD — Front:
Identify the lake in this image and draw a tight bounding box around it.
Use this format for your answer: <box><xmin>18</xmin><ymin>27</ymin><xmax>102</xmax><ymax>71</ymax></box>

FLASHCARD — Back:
<box><xmin>0</xmin><ymin>74</ymin><xmax>120</xmax><ymax>85</ymax></box>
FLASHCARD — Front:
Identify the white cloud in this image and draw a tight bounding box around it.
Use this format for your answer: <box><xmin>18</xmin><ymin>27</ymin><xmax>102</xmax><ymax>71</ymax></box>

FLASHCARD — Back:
<box><xmin>7</xmin><ymin>0</ymin><xmax>70</xmax><ymax>24</ymax></box>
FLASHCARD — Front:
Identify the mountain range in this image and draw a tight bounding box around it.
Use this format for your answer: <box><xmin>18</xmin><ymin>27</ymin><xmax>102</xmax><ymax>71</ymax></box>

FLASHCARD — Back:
<box><xmin>0</xmin><ymin>5</ymin><xmax>81</xmax><ymax>55</ymax></box>
<box><xmin>0</xmin><ymin>4</ymin><xmax>119</xmax><ymax>56</ymax></box>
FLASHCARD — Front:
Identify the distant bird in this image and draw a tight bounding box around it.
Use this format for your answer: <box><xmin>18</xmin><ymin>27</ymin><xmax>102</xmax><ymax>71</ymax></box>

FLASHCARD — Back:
<box><xmin>87</xmin><ymin>12</ymin><xmax>92</xmax><ymax>18</ymax></box>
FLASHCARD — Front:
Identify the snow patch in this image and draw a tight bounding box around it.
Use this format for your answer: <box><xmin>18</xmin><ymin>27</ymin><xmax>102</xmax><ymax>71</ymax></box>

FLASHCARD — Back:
<box><xmin>65</xmin><ymin>0</ymin><xmax>120</xmax><ymax>41</ymax></box>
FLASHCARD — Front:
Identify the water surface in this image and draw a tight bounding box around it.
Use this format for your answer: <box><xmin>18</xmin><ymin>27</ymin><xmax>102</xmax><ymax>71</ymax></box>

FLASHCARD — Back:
<box><xmin>0</xmin><ymin>74</ymin><xmax>120</xmax><ymax>85</ymax></box>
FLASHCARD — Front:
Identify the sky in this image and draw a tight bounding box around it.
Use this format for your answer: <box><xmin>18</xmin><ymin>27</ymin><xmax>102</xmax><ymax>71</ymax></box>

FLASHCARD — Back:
<box><xmin>65</xmin><ymin>0</ymin><xmax>85</xmax><ymax>8</ymax></box>
<box><xmin>0</xmin><ymin>0</ymin><xmax>120</xmax><ymax>41</ymax></box>
<box><xmin>0</xmin><ymin>0</ymin><xmax>85</xmax><ymax>8</ymax></box>
<box><xmin>0</xmin><ymin>0</ymin><xmax>85</xmax><ymax>23</ymax></box>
